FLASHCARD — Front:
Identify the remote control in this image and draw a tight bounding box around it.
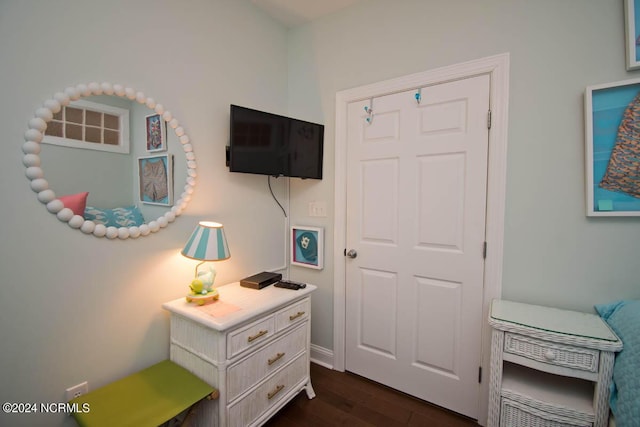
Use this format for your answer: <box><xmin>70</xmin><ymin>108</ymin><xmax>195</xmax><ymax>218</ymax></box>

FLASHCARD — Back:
<box><xmin>275</xmin><ymin>280</ymin><xmax>306</xmax><ymax>290</ymax></box>
<box><xmin>284</xmin><ymin>279</ymin><xmax>306</xmax><ymax>288</ymax></box>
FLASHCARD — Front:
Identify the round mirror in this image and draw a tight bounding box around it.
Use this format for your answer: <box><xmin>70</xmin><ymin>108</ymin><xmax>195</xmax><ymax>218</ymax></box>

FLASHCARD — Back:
<box><xmin>22</xmin><ymin>82</ymin><xmax>196</xmax><ymax>239</ymax></box>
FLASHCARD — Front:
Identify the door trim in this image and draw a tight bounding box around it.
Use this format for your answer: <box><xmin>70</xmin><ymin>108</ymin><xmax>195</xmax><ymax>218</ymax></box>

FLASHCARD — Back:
<box><xmin>333</xmin><ymin>53</ymin><xmax>510</xmax><ymax>426</ymax></box>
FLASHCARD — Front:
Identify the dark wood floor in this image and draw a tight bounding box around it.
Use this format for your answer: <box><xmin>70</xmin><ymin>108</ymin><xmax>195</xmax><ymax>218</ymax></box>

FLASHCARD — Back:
<box><xmin>264</xmin><ymin>363</ymin><xmax>479</xmax><ymax>427</ymax></box>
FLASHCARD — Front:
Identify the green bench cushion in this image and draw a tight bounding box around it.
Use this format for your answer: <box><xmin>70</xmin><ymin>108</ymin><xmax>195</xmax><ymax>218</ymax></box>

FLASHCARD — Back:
<box><xmin>70</xmin><ymin>360</ymin><xmax>214</xmax><ymax>427</ymax></box>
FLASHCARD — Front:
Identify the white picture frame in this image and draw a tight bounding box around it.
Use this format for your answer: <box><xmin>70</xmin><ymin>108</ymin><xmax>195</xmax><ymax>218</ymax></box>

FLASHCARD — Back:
<box><xmin>585</xmin><ymin>77</ymin><xmax>640</xmax><ymax>216</ymax></box>
<box><xmin>625</xmin><ymin>0</ymin><xmax>640</xmax><ymax>70</ymax></box>
<box><xmin>138</xmin><ymin>154</ymin><xmax>173</xmax><ymax>206</ymax></box>
<box><xmin>291</xmin><ymin>226</ymin><xmax>324</xmax><ymax>269</ymax></box>
<box><xmin>145</xmin><ymin>113</ymin><xmax>167</xmax><ymax>152</ymax></box>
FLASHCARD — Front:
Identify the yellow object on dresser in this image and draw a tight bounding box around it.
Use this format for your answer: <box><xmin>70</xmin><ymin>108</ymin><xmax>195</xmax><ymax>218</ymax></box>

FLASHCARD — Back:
<box><xmin>185</xmin><ymin>288</ymin><xmax>219</xmax><ymax>305</ymax></box>
<box><xmin>163</xmin><ymin>281</ymin><xmax>316</xmax><ymax>427</ymax></box>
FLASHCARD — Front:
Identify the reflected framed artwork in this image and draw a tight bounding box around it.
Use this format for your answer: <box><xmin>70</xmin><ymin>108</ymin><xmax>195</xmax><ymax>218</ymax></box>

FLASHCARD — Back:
<box><xmin>138</xmin><ymin>154</ymin><xmax>173</xmax><ymax>206</ymax></box>
<box><xmin>145</xmin><ymin>113</ymin><xmax>166</xmax><ymax>152</ymax></box>
<box><xmin>585</xmin><ymin>77</ymin><xmax>640</xmax><ymax>216</ymax></box>
<box><xmin>291</xmin><ymin>226</ymin><xmax>323</xmax><ymax>269</ymax></box>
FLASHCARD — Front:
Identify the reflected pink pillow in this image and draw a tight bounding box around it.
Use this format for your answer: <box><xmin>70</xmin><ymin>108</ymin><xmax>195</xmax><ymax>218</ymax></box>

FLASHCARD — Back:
<box><xmin>59</xmin><ymin>192</ymin><xmax>89</xmax><ymax>216</ymax></box>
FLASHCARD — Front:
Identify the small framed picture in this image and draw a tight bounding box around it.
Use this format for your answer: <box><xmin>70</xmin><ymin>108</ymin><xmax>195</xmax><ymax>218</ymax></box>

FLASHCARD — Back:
<box><xmin>138</xmin><ymin>154</ymin><xmax>173</xmax><ymax>206</ymax></box>
<box><xmin>145</xmin><ymin>113</ymin><xmax>166</xmax><ymax>152</ymax></box>
<box><xmin>291</xmin><ymin>226</ymin><xmax>323</xmax><ymax>269</ymax></box>
<box><xmin>625</xmin><ymin>0</ymin><xmax>640</xmax><ymax>70</ymax></box>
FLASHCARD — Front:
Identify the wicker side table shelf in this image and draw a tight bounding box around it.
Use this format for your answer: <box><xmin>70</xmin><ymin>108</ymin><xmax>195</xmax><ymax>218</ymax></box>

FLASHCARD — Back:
<box><xmin>488</xmin><ymin>300</ymin><xmax>622</xmax><ymax>427</ymax></box>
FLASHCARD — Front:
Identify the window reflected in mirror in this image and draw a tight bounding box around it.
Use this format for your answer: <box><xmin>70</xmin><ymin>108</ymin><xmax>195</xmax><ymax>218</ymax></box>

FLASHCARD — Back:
<box><xmin>42</xmin><ymin>98</ymin><xmax>130</xmax><ymax>154</ymax></box>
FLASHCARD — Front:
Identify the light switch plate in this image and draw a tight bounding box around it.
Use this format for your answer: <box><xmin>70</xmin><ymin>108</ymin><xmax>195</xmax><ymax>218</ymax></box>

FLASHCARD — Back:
<box><xmin>308</xmin><ymin>201</ymin><xmax>327</xmax><ymax>217</ymax></box>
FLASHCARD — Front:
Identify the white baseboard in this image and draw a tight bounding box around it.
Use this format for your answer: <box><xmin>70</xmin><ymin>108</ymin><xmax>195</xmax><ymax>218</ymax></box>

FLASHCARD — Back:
<box><xmin>310</xmin><ymin>344</ymin><xmax>334</xmax><ymax>370</ymax></box>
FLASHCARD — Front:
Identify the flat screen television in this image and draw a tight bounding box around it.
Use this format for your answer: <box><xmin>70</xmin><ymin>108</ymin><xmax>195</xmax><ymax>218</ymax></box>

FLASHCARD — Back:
<box><xmin>228</xmin><ymin>105</ymin><xmax>324</xmax><ymax>179</ymax></box>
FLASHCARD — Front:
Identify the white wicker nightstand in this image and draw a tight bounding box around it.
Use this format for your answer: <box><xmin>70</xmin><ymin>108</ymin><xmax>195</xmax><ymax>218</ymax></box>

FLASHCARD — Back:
<box><xmin>488</xmin><ymin>300</ymin><xmax>622</xmax><ymax>427</ymax></box>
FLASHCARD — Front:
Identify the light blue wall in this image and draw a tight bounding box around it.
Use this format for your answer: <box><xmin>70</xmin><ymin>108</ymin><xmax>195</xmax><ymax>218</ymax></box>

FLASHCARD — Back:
<box><xmin>0</xmin><ymin>1</ymin><xmax>288</xmax><ymax>426</ymax></box>
<box><xmin>287</xmin><ymin>0</ymin><xmax>640</xmax><ymax>350</ymax></box>
<box><xmin>3</xmin><ymin>1</ymin><xmax>640</xmax><ymax>425</ymax></box>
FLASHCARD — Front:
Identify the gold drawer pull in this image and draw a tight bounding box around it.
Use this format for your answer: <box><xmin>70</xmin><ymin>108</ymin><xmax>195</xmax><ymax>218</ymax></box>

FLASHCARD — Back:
<box><xmin>247</xmin><ymin>329</ymin><xmax>268</xmax><ymax>342</ymax></box>
<box><xmin>268</xmin><ymin>352</ymin><xmax>285</xmax><ymax>365</ymax></box>
<box><xmin>289</xmin><ymin>311</ymin><xmax>305</xmax><ymax>321</ymax></box>
<box><xmin>267</xmin><ymin>384</ymin><xmax>285</xmax><ymax>400</ymax></box>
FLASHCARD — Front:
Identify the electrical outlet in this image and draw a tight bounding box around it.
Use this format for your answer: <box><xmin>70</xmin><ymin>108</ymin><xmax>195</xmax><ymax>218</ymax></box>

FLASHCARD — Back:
<box><xmin>65</xmin><ymin>381</ymin><xmax>88</xmax><ymax>401</ymax></box>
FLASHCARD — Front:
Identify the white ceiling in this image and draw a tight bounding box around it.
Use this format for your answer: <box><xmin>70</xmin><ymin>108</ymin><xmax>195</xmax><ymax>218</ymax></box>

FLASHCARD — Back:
<box><xmin>252</xmin><ymin>0</ymin><xmax>361</xmax><ymax>28</ymax></box>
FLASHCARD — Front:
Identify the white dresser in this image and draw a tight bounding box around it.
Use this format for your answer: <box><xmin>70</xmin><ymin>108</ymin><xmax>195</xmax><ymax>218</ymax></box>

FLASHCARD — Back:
<box><xmin>488</xmin><ymin>300</ymin><xmax>622</xmax><ymax>427</ymax></box>
<box><xmin>163</xmin><ymin>281</ymin><xmax>316</xmax><ymax>427</ymax></box>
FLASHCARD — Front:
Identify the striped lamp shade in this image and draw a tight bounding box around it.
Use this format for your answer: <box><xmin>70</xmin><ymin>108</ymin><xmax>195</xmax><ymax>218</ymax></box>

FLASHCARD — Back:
<box><xmin>181</xmin><ymin>221</ymin><xmax>230</xmax><ymax>261</ymax></box>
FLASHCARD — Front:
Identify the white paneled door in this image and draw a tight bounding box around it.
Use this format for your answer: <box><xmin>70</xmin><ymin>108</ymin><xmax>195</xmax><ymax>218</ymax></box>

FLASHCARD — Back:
<box><xmin>345</xmin><ymin>74</ymin><xmax>490</xmax><ymax>419</ymax></box>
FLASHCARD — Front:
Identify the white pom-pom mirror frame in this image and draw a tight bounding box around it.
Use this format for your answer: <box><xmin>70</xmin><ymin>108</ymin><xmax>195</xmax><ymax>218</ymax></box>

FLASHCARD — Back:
<box><xmin>22</xmin><ymin>82</ymin><xmax>197</xmax><ymax>240</ymax></box>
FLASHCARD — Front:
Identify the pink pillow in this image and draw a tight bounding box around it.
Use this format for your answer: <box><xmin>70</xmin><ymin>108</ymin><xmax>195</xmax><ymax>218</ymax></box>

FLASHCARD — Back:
<box><xmin>59</xmin><ymin>192</ymin><xmax>89</xmax><ymax>216</ymax></box>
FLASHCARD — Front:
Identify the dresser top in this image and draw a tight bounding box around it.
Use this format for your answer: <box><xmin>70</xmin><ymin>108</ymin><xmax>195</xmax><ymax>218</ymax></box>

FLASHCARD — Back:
<box><xmin>490</xmin><ymin>299</ymin><xmax>619</xmax><ymax>343</ymax></box>
<box><xmin>163</xmin><ymin>282</ymin><xmax>316</xmax><ymax>331</ymax></box>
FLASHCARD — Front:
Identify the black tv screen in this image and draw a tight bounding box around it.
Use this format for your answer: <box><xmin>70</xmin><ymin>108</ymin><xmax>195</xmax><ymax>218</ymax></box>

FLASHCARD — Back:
<box><xmin>229</xmin><ymin>105</ymin><xmax>324</xmax><ymax>179</ymax></box>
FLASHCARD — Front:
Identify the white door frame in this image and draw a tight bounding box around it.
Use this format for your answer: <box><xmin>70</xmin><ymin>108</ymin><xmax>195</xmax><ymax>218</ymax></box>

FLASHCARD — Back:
<box><xmin>333</xmin><ymin>53</ymin><xmax>510</xmax><ymax>426</ymax></box>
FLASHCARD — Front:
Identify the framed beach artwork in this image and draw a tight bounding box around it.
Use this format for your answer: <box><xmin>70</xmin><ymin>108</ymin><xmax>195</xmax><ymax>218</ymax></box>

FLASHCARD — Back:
<box><xmin>145</xmin><ymin>113</ymin><xmax>166</xmax><ymax>152</ymax></box>
<box><xmin>138</xmin><ymin>154</ymin><xmax>173</xmax><ymax>206</ymax></box>
<box><xmin>291</xmin><ymin>226</ymin><xmax>323</xmax><ymax>269</ymax></box>
<box><xmin>625</xmin><ymin>0</ymin><xmax>640</xmax><ymax>70</ymax></box>
<box><xmin>585</xmin><ymin>77</ymin><xmax>640</xmax><ymax>216</ymax></box>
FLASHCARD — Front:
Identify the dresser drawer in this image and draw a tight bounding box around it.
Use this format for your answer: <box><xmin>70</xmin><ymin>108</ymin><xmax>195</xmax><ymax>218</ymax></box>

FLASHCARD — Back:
<box><xmin>500</xmin><ymin>397</ymin><xmax>592</xmax><ymax>427</ymax></box>
<box><xmin>228</xmin><ymin>354</ymin><xmax>307</xmax><ymax>427</ymax></box>
<box><xmin>504</xmin><ymin>333</ymin><xmax>599</xmax><ymax>373</ymax></box>
<box><xmin>228</xmin><ymin>315</ymin><xmax>275</xmax><ymax>359</ymax></box>
<box><xmin>275</xmin><ymin>298</ymin><xmax>310</xmax><ymax>332</ymax></box>
<box><xmin>227</xmin><ymin>323</ymin><xmax>307</xmax><ymax>402</ymax></box>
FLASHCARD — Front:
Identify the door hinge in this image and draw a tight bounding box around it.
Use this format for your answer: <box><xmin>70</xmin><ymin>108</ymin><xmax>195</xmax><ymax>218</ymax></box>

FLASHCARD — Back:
<box><xmin>478</xmin><ymin>366</ymin><xmax>482</xmax><ymax>383</ymax></box>
<box><xmin>483</xmin><ymin>241</ymin><xmax>487</xmax><ymax>259</ymax></box>
<box><xmin>487</xmin><ymin>110</ymin><xmax>492</xmax><ymax>129</ymax></box>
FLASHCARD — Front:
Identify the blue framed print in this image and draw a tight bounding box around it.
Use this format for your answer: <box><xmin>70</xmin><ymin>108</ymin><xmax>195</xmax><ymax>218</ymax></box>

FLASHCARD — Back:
<box><xmin>625</xmin><ymin>0</ymin><xmax>640</xmax><ymax>70</ymax></box>
<box><xmin>585</xmin><ymin>78</ymin><xmax>640</xmax><ymax>216</ymax></box>
<box><xmin>138</xmin><ymin>154</ymin><xmax>173</xmax><ymax>206</ymax></box>
<box><xmin>291</xmin><ymin>226</ymin><xmax>323</xmax><ymax>269</ymax></box>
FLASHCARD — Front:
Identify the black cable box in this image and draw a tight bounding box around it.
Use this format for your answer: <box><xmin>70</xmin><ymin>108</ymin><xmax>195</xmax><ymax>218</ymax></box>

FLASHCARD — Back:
<box><xmin>240</xmin><ymin>271</ymin><xmax>282</xmax><ymax>289</ymax></box>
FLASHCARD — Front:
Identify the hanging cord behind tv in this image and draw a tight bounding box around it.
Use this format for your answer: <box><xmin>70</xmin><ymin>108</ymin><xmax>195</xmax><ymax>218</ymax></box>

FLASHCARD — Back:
<box><xmin>268</xmin><ymin>175</ymin><xmax>287</xmax><ymax>217</ymax></box>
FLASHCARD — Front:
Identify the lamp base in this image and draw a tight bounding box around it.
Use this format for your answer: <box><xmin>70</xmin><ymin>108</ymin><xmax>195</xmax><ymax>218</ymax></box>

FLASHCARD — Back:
<box><xmin>185</xmin><ymin>289</ymin><xmax>219</xmax><ymax>306</ymax></box>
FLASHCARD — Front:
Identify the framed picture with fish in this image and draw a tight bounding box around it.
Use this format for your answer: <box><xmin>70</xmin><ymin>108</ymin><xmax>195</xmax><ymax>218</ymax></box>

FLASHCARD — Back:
<box><xmin>291</xmin><ymin>226</ymin><xmax>324</xmax><ymax>269</ymax></box>
<box><xmin>585</xmin><ymin>77</ymin><xmax>640</xmax><ymax>216</ymax></box>
<box><xmin>625</xmin><ymin>0</ymin><xmax>640</xmax><ymax>70</ymax></box>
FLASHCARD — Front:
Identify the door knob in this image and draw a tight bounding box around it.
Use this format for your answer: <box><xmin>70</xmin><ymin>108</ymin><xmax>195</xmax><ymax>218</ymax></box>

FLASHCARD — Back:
<box><xmin>346</xmin><ymin>249</ymin><xmax>358</xmax><ymax>259</ymax></box>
